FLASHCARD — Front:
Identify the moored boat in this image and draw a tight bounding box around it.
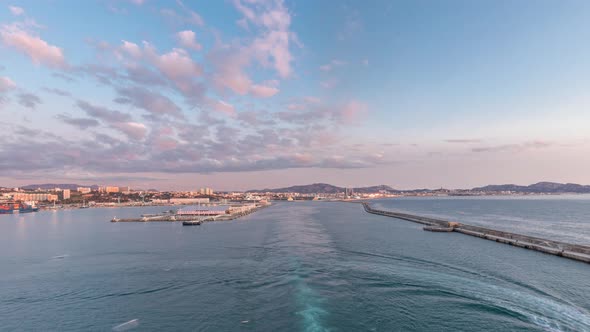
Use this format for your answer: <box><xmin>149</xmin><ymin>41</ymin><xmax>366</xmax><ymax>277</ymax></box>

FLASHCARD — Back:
<box><xmin>0</xmin><ymin>201</ymin><xmax>39</xmax><ymax>214</ymax></box>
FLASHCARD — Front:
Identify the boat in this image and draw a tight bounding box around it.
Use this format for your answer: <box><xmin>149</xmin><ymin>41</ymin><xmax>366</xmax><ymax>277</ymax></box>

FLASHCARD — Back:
<box><xmin>80</xmin><ymin>200</ymin><xmax>90</xmax><ymax>209</ymax></box>
<box><xmin>0</xmin><ymin>201</ymin><xmax>39</xmax><ymax>214</ymax></box>
<box><xmin>182</xmin><ymin>220</ymin><xmax>202</xmax><ymax>226</ymax></box>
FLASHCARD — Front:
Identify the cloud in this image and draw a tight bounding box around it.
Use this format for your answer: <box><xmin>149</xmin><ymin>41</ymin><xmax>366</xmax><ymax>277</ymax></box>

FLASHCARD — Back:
<box><xmin>339</xmin><ymin>100</ymin><xmax>368</xmax><ymax>124</ymax></box>
<box><xmin>17</xmin><ymin>92</ymin><xmax>42</xmax><ymax>109</ymax></box>
<box><xmin>118</xmin><ymin>41</ymin><xmax>202</xmax><ymax>94</ymax></box>
<box><xmin>319</xmin><ymin>59</ymin><xmax>346</xmax><ymax>72</ymax></box>
<box><xmin>176</xmin><ymin>30</ymin><xmax>202</xmax><ymax>51</ymax></box>
<box><xmin>250</xmin><ymin>80</ymin><xmax>279</xmax><ymax>97</ymax></box>
<box><xmin>77</xmin><ymin>100</ymin><xmax>132</xmax><ymax>123</ymax></box>
<box><xmin>234</xmin><ymin>0</ymin><xmax>297</xmax><ymax>78</ymax></box>
<box><xmin>0</xmin><ymin>76</ymin><xmax>16</xmax><ymax>91</ymax></box>
<box><xmin>212</xmin><ymin>100</ymin><xmax>236</xmax><ymax>116</ymax></box>
<box><xmin>209</xmin><ymin>44</ymin><xmax>252</xmax><ymax>95</ymax></box>
<box><xmin>129</xmin><ymin>0</ymin><xmax>145</xmax><ymax>5</ymax></box>
<box><xmin>115</xmin><ymin>86</ymin><xmax>183</xmax><ymax>119</ymax></box>
<box><xmin>176</xmin><ymin>1</ymin><xmax>205</xmax><ymax>26</ymax></box>
<box><xmin>111</xmin><ymin>122</ymin><xmax>147</xmax><ymax>140</ymax></box>
<box><xmin>42</xmin><ymin>87</ymin><xmax>71</xmax><ymax>97</ymax></box>
<box><xmin>1</xmin><ymin>22</ymin><xmax>67</xmax><ymax>68</ymax></box>
<box><xmin>445</xmin><ymin>139</ymin><xmax>482</xmax><ymax>144</ymax></box>
<box><xmin>472</xmin><ymin>141</ymin><xmax>552</xmax><ymax>153</ymax></box>
<box><xmin>120</xmin><ymin>40</ymin><xmax>142</xmax><ymax>58</ymax></box>
<box><xmin>320</xmin><ymin>78</ymin><xmax>338</xmax><ymax>89</ymax></box>
<box><xmin>8</xmin><ymin>6</ymin><xmax>24</xmax><ymax>16</ymax></box>
<box><xmin>160</xmin><ymin>6</ymin><xmax>205</xmax><ymax>27</ymax></box>
<box><xmin>56</xmin><ymin>113</ymin><xmax>100</xmax><ymax>129</ymax></box>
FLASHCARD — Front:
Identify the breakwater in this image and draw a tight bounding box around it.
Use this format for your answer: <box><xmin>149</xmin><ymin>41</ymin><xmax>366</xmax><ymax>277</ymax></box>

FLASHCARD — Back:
<box><xmin>110</xmin><ymin>204</ymin><xmax>269</xmax><ymax>223</ymax></box>
<box><xmin>362</xmin><ymin>202</ymin><xmax>590</xmax><ymax>264</ymax></box>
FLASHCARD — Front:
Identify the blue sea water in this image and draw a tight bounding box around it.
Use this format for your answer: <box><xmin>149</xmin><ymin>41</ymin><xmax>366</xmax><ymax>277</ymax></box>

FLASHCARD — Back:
<box><xmin>0</xmin><ymin>200</ymin><xmax>589</xmax><ymax>331</ymax></box>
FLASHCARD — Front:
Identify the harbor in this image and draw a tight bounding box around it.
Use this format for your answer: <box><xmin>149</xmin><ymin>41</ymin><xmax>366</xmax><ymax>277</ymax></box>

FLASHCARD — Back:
<box><xmin>110</xmin><ymin>202</ymin><xmax>269</xmax><ymax>225</ymax></box>
<box><xmin>362</xmin><ymin>202</ymin><xmax>590</xmax><ymax>264</ymax></box>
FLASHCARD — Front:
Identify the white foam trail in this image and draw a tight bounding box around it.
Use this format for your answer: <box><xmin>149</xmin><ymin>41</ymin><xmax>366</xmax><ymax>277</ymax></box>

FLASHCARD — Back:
<box><xmin>51</xmin><ymin>254</ymin><xmax>69</xmax><ymax>259</ymax></box>
<box><xmin>112</xmin><ymin>319</ymin><xmax>139</xmax><ymax>331</ymax></box>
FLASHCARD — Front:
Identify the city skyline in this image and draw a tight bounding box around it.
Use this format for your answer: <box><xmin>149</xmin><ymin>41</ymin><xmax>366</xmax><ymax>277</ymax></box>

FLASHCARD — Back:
<box><xmin>1</xmin><ymin>0</ymin><xmax>590</xmax><ymax>191</ymax></box>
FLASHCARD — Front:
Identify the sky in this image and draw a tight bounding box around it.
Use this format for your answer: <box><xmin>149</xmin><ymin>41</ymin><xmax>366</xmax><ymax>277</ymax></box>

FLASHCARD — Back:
<box><xmin>1</xmin><ymin>0</ymin><xmax>590</xmax><ymax>191</ymax></box>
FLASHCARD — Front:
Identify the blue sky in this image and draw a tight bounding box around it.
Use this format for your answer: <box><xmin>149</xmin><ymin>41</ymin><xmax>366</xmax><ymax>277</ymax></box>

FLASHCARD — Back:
<box><xmin>1</xmin><ymin>0</ymin><xmax>589</xmax><ymax>190</ymax></box>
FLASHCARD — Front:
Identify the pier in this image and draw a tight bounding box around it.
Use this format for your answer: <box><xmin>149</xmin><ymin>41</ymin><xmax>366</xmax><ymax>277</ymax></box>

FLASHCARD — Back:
<box><xmin>362</xmin><ymin>202</ymin><xmax>590</xmax><ymax>264</ymax></box>
<box><xmin>110</xmin><ymin>203</ymin><xmax>269</xmax><ymax>224</ymax></box>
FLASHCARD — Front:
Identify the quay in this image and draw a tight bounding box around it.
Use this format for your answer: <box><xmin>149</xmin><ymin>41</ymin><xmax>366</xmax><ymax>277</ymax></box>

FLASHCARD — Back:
<box><xmin>110</xmin><ymin>203</ymin><xmax>269</xmax><ymax>224</ymax></box>
<box><xmin>362</xmin><ymin>202</ymin><xmax>590</xmax><ymax>264</ymax></box>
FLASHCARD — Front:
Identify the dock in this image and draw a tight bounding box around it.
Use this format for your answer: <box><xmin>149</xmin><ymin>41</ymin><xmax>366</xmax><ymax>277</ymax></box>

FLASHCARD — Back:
<box><xmin>110</xmin><ymin>203</ymin><xmax>269</xmax><ymax>224</ymax></box>
<box><xmin>362</xmin><ymin>202</ymin><xmax>590</xmax><ymax>264</ymax></box>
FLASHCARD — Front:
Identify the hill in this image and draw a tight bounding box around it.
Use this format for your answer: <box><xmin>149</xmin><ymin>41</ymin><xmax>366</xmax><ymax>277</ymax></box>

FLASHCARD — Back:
<box><xmin>472</xmin><ymin>182</ymin><xmax>590</xmax><ymax>193</ymax></box>
<box><xmin>247</xmin><ymin>183</ymin><xmax>398</xmax><ymax>194</ymax></box>
<box><xmin>19</xmin><ymin>183</ymin><xmax>99</xmax><ymax>190</ymax></box>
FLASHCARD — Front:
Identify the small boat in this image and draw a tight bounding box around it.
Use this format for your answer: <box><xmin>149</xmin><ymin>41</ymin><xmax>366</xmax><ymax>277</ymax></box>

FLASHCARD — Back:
<box><xmin>182</xmin><ymin>220</ymin><xmax>201</xmax><ymax>226</ymax></box>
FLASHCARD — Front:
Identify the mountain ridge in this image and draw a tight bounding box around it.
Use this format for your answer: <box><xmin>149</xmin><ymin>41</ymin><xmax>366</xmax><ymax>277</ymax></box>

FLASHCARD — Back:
<box><xmin>248</xmin><ymin>181</ymin><xmax>590</xmax><ymax>194</ymax></box>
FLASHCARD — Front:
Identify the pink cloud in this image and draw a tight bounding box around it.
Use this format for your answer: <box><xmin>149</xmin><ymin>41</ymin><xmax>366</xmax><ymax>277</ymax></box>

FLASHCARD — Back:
<box><xmin>233</xmin><ymin>0</ymin><xmax>296</xmax><ymax>78</ymax></box>
<box><xmin>339</xmin><ymin>100</ymin><xmax>368</xmax><ymax>124</ymax></box>
<box><xmin>213</xmin><ymin>100</ymin><xmax>236</xmax><ymax>116</ymax></box>
<box><xmin>176</xmin><ymin>30</ymin><xmax>202</xmax><ymax>51</ymax></box>
<box><xmin>250</xmin><ymin>80</ymin><xmax>279</xmax><ymax>98</ymax></box>
<box><xmin>154</xmin><ymin>137</ymin><xmax>178</xmax><ymax>151</ymax></box>
<box><xmin>8</xmin><ymin>6</ymin><xmax>24</xmax><ymax>16</ymax></box>
<box><xmin>1</xmin><ymin>23</ymin><xmax>67</xmax><ymax>68</ymax></box>
<box><xmin>149</xmin><ymin>47</ymin><xmax>201</xmax><ymax>80</ymax></box>
<box><xmin>176</xmin><ymin>1</ymin><xmax>205</xmax><ymax>26</ymax></box>
<box><xmin>210</xmin><ymin>45</ymin><xmax>252</xmax><ymax>95</ymax></box>
<box><xmin>0</xmin><ymin>76</ymin><xmax>16</xmax><ymax>91</ymax></box>
<box><xmin>111</xmin><ymin>122</ymin><xmax>148</xmax><ymax>140</ymax></box>
<box><xmin>120</xmin><ymin>40</ymin><xmax>142</xmax><ymax>58</ymax></box>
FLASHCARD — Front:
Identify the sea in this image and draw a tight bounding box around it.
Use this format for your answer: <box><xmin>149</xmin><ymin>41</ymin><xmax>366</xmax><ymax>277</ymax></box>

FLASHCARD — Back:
<box><xmin>1</xmin><ymin>197</ymin><xmax>589</xmax><ymax>331</ymax></box>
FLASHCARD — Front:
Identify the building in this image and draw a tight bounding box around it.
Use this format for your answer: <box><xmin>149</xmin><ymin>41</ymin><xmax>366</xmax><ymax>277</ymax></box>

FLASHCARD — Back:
<box><xmin>199</xmin><ymin>187</ymin><xmax>213</xmax><ymax>195</ymax></box>
<box><xmin>345</xmin><ymin>187</ymin><xmax>354</xmax><ymax>198</ymax></box>
<box><xmin>77</xmin><ymin>187</ymin><xmax>92</xmax><ymax>194</ymax></box>
<box><xmin>10</xmin><ymin>192</ymin><xmax>58</xmax><ymax>202</ymax></box>
<box><xmin>151</xmin><ymin>198</ymin><xmax>210</xmax><ymax>205</ymax></box>
<box><xmin>61</xmin><ymin>189</ymin><xmax>70</xmax><ymax>200</ymax></box>
<box><xmin>99</xmin><ymin>186</ymin><xmax>119</xmax><ymax>193</ymax></box>
<box><xmin>176</xmin><ymin>205</ymin><xmax>228</xmax><ymax>216</ymax></box>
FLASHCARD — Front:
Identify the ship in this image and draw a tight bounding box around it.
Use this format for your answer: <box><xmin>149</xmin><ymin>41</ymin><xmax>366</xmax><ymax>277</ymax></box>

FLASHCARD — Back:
<box><xmin>0</xmin><ymin>201</ymin><xmax>40</xmax><ymax>214</ymax></box>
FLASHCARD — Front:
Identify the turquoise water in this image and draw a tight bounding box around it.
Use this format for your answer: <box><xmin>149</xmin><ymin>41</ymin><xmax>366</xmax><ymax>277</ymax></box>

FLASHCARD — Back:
<box><xmin>1</xmin><ymin>201</ymin><xmax>589</xmax><ymax>331</ymax></box>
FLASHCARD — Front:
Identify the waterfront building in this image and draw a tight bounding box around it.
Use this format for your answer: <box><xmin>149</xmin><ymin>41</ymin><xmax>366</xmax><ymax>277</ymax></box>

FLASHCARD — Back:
<box><xmin>77</xmin><ymin>187</ymin><xmax>91</xmax><ymax>194</ymax></box>
<box><xmin>199</xmin><ymin>187</ymin><xmax>213</xmax><ymax>195</ymax></box>
<box><xmin>176</xmin><ymin>205</ymin><xmax>228</xmax><ymax>216</ymax></box>
<box><xmin>151</xmin><ymin>198</ymin><xmax>210</xmax><ymax>204</ymax></box>
<box><xmin>345</xmin><ymin>187</ymin><xmax>354</xmax><ymax>198</ymax></box>
<box><xmin>10</xmin><ymin>192</ymin><xmax>58</xmax><ymax>202</ymax></box>
<box><xmin>106</xmin><ymin>186</ymin><xmax>119</xmax><ymax>193</ymax></box>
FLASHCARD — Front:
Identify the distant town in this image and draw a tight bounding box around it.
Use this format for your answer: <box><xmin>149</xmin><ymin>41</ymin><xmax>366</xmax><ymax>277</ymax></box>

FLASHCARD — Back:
<box><xmin>1</xmin><ymin>181</ymin><xmax>589</xmax><ymax>212</ymax></box>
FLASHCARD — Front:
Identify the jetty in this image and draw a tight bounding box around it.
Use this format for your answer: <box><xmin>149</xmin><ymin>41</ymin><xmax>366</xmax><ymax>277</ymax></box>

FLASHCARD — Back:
<box><xmin>110</xmin><ymin>203</ymin><xmax>269</xmax><ymax>224</ymax></box>
<box><xmin>362</xmin><ymin>202</ymin><xmax>590</xmax><ymax>264</ymax></box>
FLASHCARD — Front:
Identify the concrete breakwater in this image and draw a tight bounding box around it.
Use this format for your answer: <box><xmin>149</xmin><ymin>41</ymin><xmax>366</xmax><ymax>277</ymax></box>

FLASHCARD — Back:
<box><xmin>362</xmin><ymin>202</ymin><xmax>590</xmax><ymax>264</ymax></box>
<box><xmin>111</xmin><ymin>204</ymin><xmax>269</xmax><ymax>223</ymax></box>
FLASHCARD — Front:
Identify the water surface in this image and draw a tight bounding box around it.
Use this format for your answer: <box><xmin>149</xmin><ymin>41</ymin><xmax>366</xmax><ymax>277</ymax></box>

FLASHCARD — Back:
<box><xmin>1</xmin><ymin>202</ymin><xmax>589</xmax><ymax>331</ymax></box>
